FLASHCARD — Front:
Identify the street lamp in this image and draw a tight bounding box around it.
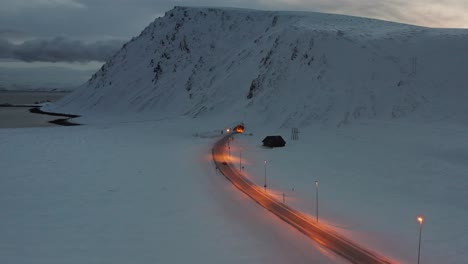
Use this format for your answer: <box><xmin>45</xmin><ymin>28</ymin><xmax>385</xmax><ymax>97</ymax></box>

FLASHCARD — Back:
<box><xmin>264</xmin><ymin>160</ymin><xmax>267</xmax><ymax>192</ymax></box>
<box><xmin>315</xmin><ymin>180</ymin><xmax>319</xmax><ymax>223</ymax></box>
<box><xmin>417</xmin><ymin>216</ymin><xmax>424</xmax><ymax>264</ymax></box>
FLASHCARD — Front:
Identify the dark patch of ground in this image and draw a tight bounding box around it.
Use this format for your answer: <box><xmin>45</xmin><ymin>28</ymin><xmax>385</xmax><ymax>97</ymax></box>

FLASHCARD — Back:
<box><xmin>29</xmin><ymin>107</ymin><xmax>81</xmax><ymax>126</ymax></box>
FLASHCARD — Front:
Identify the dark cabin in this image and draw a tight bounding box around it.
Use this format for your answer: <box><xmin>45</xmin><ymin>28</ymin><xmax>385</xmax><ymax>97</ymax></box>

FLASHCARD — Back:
<box><xmin>262</xmin><ymin>136</ymin><xmax>286</xmax><ymax>148</ymax></box>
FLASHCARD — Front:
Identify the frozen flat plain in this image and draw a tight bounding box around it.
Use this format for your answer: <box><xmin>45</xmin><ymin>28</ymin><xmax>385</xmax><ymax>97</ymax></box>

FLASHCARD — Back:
<box><xmin>2</xmin><ymin>111</ymin><xmax>466</xmax><ymax>263</ymax></box>
<box><xmin>230</xmin><ymin>120</ymin><xmax>468</xmax><ymax>264</ymax></box>
<box><xmin>0</xmin><ymin>118</ymin><xmax>343</xmax><ymax>264</ymax></box>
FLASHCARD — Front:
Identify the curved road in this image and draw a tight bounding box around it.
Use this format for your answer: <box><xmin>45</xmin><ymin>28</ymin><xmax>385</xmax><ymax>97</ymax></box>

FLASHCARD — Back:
<box><xmin>212</xmin><ymin>134</ymin><xmax>393</xmax><ymax>264</ymax></box>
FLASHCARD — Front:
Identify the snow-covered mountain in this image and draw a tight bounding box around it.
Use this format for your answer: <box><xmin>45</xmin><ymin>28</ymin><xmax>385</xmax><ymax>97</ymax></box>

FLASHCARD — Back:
<box><xmin>46</xmin><ymin>6</ymin><xmax>468</xmax><ymax>126</ymax></box>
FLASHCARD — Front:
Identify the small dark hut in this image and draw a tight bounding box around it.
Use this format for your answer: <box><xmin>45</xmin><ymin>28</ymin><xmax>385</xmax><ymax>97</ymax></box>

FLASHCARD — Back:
<box><xmin>262</xmin><ymin>136</ymin><xmax>286</xmax><ymax>148</ymax></box>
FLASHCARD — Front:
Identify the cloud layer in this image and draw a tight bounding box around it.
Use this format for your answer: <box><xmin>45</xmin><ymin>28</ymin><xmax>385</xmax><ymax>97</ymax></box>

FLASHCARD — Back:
<box><xmin>0</xmin><ymin>37</ymin><xmax>124</xmax><ymax>62</ymax></box>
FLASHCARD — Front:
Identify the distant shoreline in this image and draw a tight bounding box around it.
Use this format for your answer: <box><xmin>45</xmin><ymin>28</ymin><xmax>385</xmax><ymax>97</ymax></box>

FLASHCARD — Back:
<box><xmin>0</xmin><ymin>90</ymin><xmax>70</xmax><ymax>105</ymax></box>
<box><xmin>0</xmin><ymin>103</ymin><xmax>40</xmax><ymax>107</ymax></box>
<box><xmin>0</xmin><ymin>91</ymin><xmax>78</xmax><ymax>128</ymax></box>
<box><xmin>29</xmin><ymin>107</ymin><xmax>81</xmax><ymax>126</ymax></box>
<box><xmin>0</xmin><ymin>89</ymin><xmax>70</xmax><ymax>93</ymax></box>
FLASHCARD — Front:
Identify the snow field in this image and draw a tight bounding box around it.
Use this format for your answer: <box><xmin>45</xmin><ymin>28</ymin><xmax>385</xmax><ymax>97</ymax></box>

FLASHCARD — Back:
<box><xmin>230</xmin><ymin>120</ymin><xmax>468</xmax><ymax>264</ymax></box>
<box><xmin>0</xmin><ymin>119</ymin><xmax>344</xmax><ymax>264</ymax></box>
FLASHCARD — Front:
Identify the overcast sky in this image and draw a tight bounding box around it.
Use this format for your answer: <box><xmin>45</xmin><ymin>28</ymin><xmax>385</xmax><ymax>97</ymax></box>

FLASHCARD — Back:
<box><xmin>1</xmin><ymin>0</ymin><xmax>467</xmax><ymax>89</ymax></box>
<box><xmin>2</xmin><ymin>0</ymin><xmax>468</xmax><ymax>62</ymax></box>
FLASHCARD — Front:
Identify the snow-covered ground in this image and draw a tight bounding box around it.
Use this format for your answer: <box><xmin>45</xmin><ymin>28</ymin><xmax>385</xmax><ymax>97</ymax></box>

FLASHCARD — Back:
<box><xmin>229</xmin><ymin>120</ymin><xmax>468</xmax><ymax>264</ymax></box>
<box><xmin>2</xmin><ymin>116</ymin><xmax>466</xmax><ymax>263</ymax></box>
<box><xmin>0</xmin><ymin>118</ymin><xmax>346</xmax><ymax>264</ymax></box>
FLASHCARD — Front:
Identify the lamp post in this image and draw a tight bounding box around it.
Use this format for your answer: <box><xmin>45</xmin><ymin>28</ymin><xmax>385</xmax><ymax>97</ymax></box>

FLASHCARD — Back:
<box><xmin>264</xmin><ymin>160</ymin><xmax>267</xmax><ymax>192</ymax></box>
<box><xmin>315</xmin><ymin>180</ymin><xmax>319</xmax><ymax>223</ymax></box>
<box><xmin>417</xmin><ymin>216</ymin><xmax>424</xmax><ymax>264</ymax></box>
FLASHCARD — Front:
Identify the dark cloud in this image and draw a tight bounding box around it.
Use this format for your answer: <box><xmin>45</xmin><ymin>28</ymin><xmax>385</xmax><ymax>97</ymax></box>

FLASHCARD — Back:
<box><xmin>0</xmin><ymin>0</ymin><xmax>168</xmax><ymax>41</ymax></box>
<box><xmin>0</xmin><ymin>29</ymin><xmax>31</xmax><ymax>42</ymax></box>
<box><xmin>0</xmin><ymin>38</ymin><xmax>12</xmax><ymax>57</ymax></box>
<box><xmin>0</xmin><ymin>37</ymin><xmax>124</xmax><ymax>62</ymax></box>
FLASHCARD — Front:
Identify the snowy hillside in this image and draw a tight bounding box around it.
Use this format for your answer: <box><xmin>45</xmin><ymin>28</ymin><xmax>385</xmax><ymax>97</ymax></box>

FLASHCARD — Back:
<box><xmin>45</xmin><ymin>6</ymin><xmax>468</xmax><ymax>126</ymax></box>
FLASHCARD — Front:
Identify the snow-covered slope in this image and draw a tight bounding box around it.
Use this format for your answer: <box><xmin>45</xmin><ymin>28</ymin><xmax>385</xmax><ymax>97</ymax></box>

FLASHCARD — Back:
<box><xmin>46</xmin><ymin>6</ymin><xmax>468</xmax><ymax>126</ymax></box>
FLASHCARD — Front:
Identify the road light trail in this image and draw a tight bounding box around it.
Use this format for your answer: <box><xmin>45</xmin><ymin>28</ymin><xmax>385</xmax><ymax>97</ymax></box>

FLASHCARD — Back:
<box><xmin>212</xmin><ymin>134</ymin><xmax>394</xmax><ymax>264</ymax></box>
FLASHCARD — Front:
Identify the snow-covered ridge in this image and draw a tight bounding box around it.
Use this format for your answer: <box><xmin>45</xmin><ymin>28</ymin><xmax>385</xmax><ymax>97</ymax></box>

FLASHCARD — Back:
<box><xmin>45</xmin><ymin>6</ymin><xmax>468</xmax><ymax>126</ymax></box>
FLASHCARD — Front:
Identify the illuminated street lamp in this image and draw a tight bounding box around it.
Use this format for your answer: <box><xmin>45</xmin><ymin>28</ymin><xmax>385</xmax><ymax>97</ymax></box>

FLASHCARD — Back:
<box><xmin>264</xmin><ymin>160</ymin><xmax>267</xmax><ymax>192</ymax></box>
<box><xmin>315</xmin><ymin>180</ymin><xmax>319</xmax><ymax>223</ymax></box>
<box><xmin>417</xmin><ymin>216</ymin><xmax>424</xmax><ymax>264</ymax></box>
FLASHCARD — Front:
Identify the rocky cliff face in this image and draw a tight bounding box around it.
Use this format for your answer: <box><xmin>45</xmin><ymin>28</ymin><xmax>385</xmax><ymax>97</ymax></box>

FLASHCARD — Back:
<box><xmin>46</xmin><ymin>6</ymin><xmax>468</xmax><ymax>126</ymax></box>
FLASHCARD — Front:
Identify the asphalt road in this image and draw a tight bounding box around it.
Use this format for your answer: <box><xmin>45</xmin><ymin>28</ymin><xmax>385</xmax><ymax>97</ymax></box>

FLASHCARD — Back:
<box><xmin>212</xmin><ymin>134</ymin><xmax>394</xmax><ymax>264</ymax></box>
